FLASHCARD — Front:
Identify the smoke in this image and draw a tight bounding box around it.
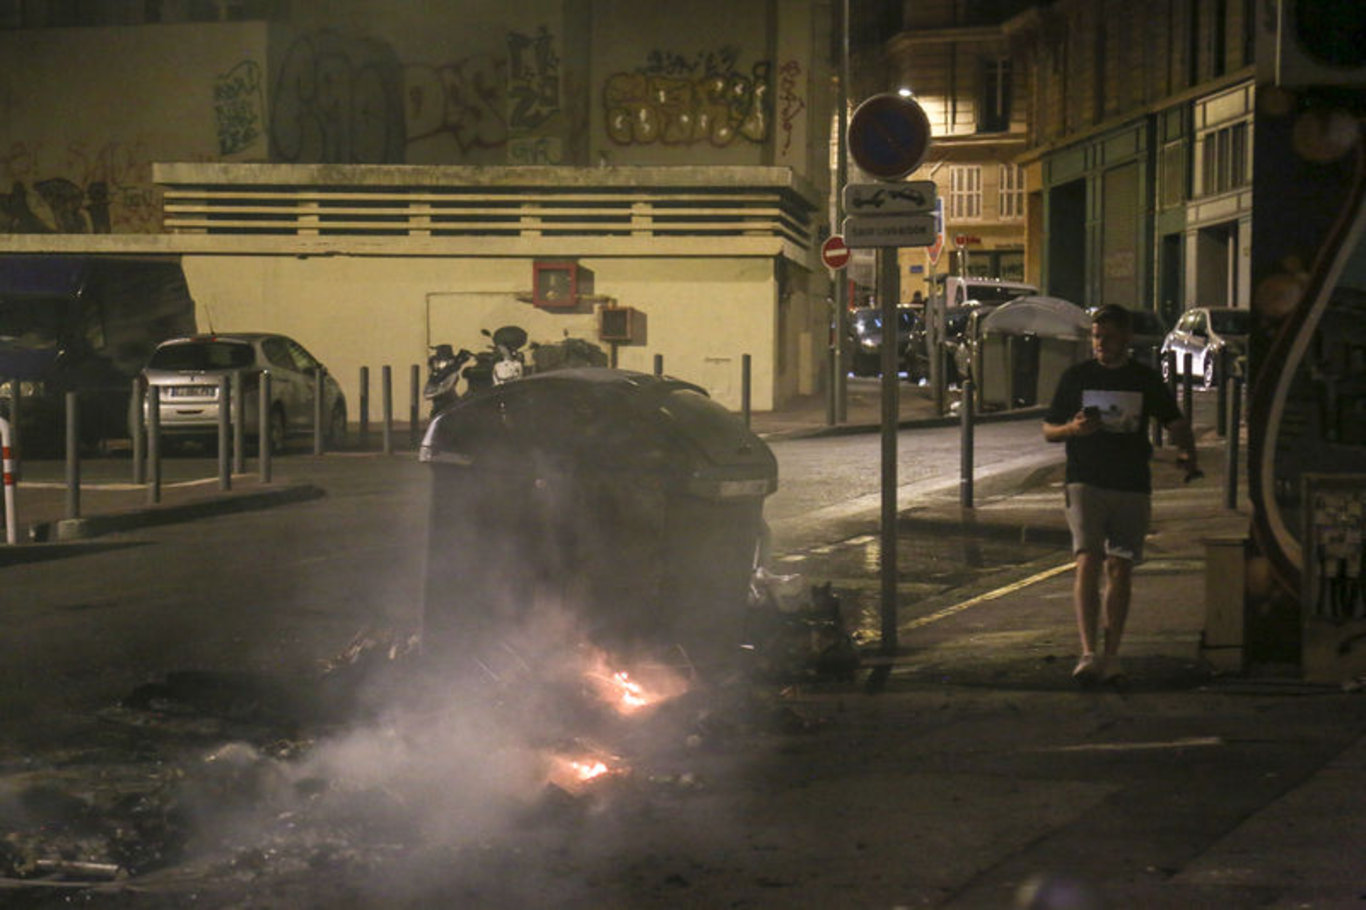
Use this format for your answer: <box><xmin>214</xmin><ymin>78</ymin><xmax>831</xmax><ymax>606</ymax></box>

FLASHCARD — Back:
<box><xmin>165</xmin><ymin>592</ymin><xmax>729</xmax><ymax>905</ymax></box>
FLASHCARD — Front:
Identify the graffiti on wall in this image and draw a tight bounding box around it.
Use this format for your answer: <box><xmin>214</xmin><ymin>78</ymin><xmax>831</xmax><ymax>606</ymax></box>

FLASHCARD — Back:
<box><xmin>776</xmin><ymin>58</ymin><xmax>805</xmax><ymax>157</ymax></box>
<box><xmin>271</xmin><ymin>31</ymin><xmax>407</xmax><ymax>164</ymax></box>
<box><xmin>214</xmin><ymin>60</ymin><xmax>266</xmax><ymax>156</ymax></box>
<box><xmin>404</xmin><ymin>56</ymin><xmax>509</xmax><ymax>156</ymax></box>
<box><xmin>603</xmin><ymin>45</ymin><xmax>770</xmax><ymax>147</ymax></box>
<box><xmin>0</xmin><ymin>139</ymin><xmax>158</xmax><ymax>234</ymax></box>
<box><xmin>507</xmin><ymin>26</ymin><xmax>560</xmax><ymax>133</ymax></box>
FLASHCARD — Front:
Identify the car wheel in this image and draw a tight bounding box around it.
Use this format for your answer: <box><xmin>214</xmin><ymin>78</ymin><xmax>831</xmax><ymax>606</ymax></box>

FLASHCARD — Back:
<box><xmin>1203</xmin><ymin>355</ymin><xmax>1217</xmax><ymax>388</ymax></box>
<box><xmin>326</xmin><ymin>401</ymin><xmax>347</xmax><ymax>449</ymax></box>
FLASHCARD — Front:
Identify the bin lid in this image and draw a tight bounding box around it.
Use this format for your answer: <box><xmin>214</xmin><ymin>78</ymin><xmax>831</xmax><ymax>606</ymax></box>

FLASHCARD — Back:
<box><xmin>420</xmin><ymin>369</ymin><xmax>777</xmax><ymax>498</ymax></box>
<box><xmin>979</xmin><ymin>295</ymin><xmax>1089</xmax><ymax>340</ymax></box>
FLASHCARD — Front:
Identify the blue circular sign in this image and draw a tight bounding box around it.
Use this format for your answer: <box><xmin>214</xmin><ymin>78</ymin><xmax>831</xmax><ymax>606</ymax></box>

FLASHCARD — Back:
<box><xmin>848</xmin><ymin>94</ymin><xmax>932</xmax><ymax>181</ymax></box>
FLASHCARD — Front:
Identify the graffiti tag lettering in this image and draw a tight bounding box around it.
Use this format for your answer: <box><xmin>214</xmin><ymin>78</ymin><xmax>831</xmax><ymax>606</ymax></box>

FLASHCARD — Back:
<box><xmin>214</xmin><ymin>60</ymin><xmax>265</xmax><ymax>156</ymax></box>
<box><xmin>777</xmin><ymin>58</ymin><xmax>805</xmax><ymax>157</ymax></box>
<box><xmin>271</xmin><ymin>31</ymin><xmax>406</xmax><ymax>164</ymax></box>
<box><xmin>603</xmin><ymin>49</ymin><xmax>770</xmax><ymax>147</ymax></box>
<box><xmin>507</xmin><ymin>26</ymin><xmax>560</xmax><ymax>133</ymax></box>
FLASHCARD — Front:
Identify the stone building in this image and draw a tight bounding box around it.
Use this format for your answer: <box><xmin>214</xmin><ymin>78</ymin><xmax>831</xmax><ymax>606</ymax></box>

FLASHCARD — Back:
<box><xmin>0</xmin><ymin>0</ymin><xmax>836</xmax><ymax>414</ymax></box>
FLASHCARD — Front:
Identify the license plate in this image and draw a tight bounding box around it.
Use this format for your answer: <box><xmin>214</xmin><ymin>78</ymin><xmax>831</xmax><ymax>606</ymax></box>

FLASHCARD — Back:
<box><xmin>167</xmin><ymin>385</ymin><xmax>216</xmax><ymax>399</ymax></box>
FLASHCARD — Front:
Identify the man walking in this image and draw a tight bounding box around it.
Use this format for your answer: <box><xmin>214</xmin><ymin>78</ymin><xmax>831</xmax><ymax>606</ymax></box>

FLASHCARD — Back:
<box><xmin>1043</xmin><ymin>304</ymin><xmax>1199</xmax><ymax>684</ymax></box>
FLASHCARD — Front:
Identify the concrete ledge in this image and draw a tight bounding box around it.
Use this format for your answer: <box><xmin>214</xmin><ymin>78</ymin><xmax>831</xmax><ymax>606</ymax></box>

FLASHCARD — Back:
<box><xmin>30</xmin><ymin>484</ymin><xmax>327</xmax><ymax>542</ymax></box>
<box><xmin>778</xmin><ymin>404</ymin><xmax>1049</xmax><ymax>440</ymax></box>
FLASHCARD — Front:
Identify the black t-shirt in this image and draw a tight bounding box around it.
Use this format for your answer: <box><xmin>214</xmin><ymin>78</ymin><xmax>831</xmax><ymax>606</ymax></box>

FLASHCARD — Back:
<box><xmin>1045</xmin><ymin>358</ymin><xmax>1182</xmax><ymax>493</ymax></box>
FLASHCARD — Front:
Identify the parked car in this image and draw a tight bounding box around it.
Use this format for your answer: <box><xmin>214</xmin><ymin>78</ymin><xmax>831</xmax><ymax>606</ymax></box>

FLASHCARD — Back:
<box><xmin>844</xmin><ymin>306</ymin><xmax>923</xmax><ymax>378</ymax></box>
<box><xmin>927</xmin><ymin>276</ymin><xmax>1038</xmax><ymax>310</ymax></box>
<box><xmin>905</xmin><ymin>303</ymin><xmax>998</xmax><ymax>386</ymax></box>
<box><xmin>139</xmin><ymin>333</ymin><xmax>347</xmax><ymax>452</ymax></box>
<box><xmin>1127</xmin><ymin>309</ymin><xmax>1171</xmax><ymax>368</ymax></box>
<box><xmin>1159</xmin><ymin>307</ymin><xmax>1251</xmax><ymax>387</ymax></box>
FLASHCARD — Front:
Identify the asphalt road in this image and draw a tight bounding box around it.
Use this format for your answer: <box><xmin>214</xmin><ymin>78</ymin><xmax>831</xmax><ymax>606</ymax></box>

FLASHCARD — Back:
<box><xmin>12</xmin><ymin>401</ymin><xmax>1325</xmax><ymax>910</ymax></box>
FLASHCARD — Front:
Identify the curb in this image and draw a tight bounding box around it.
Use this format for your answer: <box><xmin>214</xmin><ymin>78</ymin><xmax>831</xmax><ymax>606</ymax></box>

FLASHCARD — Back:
<box><xmin>28</xmin><ymin>483</ymin><xmax>327</xmax><ymax>542</ymax></box>
<box><xmin>758</xmin><ymin>404</ymin><xmax>1048</xmax><ymax>440</ymax></box>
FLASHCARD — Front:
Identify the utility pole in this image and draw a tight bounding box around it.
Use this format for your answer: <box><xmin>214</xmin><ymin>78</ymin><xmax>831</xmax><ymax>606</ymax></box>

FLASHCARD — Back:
<box><xmin>833</xmin><ymin>0</ymin><xmax>851</xmax><ymax>424</ymax></box>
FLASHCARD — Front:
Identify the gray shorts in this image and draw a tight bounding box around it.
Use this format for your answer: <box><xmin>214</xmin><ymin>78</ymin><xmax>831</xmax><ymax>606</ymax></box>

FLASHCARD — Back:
<box><xmin>1064</xmin><ymin>482</ymin><xmax>1151</xmax><ymax>562</ymax></box>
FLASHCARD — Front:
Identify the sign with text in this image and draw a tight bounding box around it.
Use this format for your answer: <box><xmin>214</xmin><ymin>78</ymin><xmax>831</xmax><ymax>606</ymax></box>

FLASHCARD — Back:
<box><xmin>843</xmin><ymin>214</ymin><xmax>938</xmax><ymax>248</ymax></box>
<box><xmin>843</xmin><ymin>181</ymin><xmax>937</xmax><ymax>216</ymax></box>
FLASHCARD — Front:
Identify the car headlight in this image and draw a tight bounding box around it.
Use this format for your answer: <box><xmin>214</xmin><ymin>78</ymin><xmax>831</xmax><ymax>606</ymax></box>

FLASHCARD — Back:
<box><xmin>3</xmin><ymin>380</ymin><xmax>45</xmax><ymax>398</ymax></box>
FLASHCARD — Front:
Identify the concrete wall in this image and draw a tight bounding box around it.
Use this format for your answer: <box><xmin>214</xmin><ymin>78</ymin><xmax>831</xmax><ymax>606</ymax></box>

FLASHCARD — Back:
<box><xmin>0</xmin><ymin>22</ymin><xmax>272</xmax><ymax>234</ymax></box>
<box><xmin>180</xmin><ymin>253</ymin><xmax>787</xmax><ymax>413</ymax></box>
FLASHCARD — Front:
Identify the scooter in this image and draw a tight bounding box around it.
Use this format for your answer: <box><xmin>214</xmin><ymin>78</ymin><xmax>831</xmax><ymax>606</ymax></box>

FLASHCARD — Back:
<box><xmin>423</xmin><ymin>343</ymin><xmax>473</xmax><ymax>416</ymax></box>
<box><xmin>424</xmin><ymin>325</ymin><xmax>530</xmax><ymax>415</ymax></box>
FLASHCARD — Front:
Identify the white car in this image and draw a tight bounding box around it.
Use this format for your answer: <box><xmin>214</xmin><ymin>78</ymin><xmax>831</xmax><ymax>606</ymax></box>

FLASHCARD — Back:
<box><xmin>1159</xmin><ymin>307</ymin><xmax>1250</xmax><ymax>387</ymax></box>
<box><xmin>140</xmin><ymin>333</ymin><xmax>347</xmax><ymax>452</ymax></box>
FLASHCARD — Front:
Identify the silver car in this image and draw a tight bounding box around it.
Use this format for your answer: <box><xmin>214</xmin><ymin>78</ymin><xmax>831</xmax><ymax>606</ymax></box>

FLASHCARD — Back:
<box><xmin>140</xmin><ymin>333</ymin><xmax>346</xmax><ymax>452</ymax></box>
<box><xmin>1159</xmin><ymin>306</ymin><xmax>1250</xmax><ymax>387</ymax></box>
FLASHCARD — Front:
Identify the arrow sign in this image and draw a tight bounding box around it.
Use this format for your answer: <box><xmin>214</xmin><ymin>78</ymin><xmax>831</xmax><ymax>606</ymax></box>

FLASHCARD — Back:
<box><xmin>843</xmin><ymin>181</ymin><xmax>937</xmax><ymax>215</ymax></box>
<box><xmin>843</xmin><ymin>214</ymin><xmax>938</xmax><ymax>248</ymax></box>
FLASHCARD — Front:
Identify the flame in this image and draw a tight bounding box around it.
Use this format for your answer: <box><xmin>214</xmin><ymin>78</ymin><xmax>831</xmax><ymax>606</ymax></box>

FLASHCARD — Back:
<box><xmin>545</xmin><ymin>750</ymin><xmax>622</xmax><ymax>793</ymax></box>
<box><xmin>583</xmin><ymin>650</ymin><xmax>690</xmax><ymax>715</ymax></box>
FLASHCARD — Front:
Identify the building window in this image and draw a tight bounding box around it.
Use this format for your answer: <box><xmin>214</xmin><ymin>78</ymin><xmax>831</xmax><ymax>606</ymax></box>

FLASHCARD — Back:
<box><xmin>949</xmin><ymin>165</ymin><xmax>983</xmax><ymax>220</ymax></box>
<box><xmin>998</xmin><ymin>164</ymin><xmax>1025</xmax><ymax>220</ymax></box>
<box><xmin>1199</xmin><ymin>120</ymin><xmax>1251</xmax><ymax>197</ymax></box>
<box><xmin>978</xmin><ymin>58</ymin><xmax>1012</xmax><ymax>133</ymax></box>
<box><xmin>1160</xmin><ymin>142</ymin><xmax>1187</xmax><ymax>208</ymax></box>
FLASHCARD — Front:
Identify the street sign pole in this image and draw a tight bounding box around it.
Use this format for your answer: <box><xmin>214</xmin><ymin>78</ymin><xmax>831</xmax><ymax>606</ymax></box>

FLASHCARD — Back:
<box><xmin>833</xmin><ymin>3</ymin><xmax>850</xmax><ymax>425</ymax></box>
<box><xmin>878</xmin><ymin>246</ymin><xmax>900</xmax><ymax>659</ymax></box>
<box><xmin>845</xmin><ymin>91</ymin><xmax>934</xmax><ymax>670</ymax></box>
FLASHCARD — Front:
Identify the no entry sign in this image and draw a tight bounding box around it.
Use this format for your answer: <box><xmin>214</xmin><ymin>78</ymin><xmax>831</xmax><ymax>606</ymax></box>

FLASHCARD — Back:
<box><xmin>821</xmin><ymin>234</ymin><xmax>851</xmax><ymax>270</ymax></box>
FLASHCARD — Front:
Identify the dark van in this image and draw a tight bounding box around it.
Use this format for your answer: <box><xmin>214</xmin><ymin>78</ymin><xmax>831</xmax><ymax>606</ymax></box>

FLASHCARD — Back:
<box><xmin>0</xmin><ymin>256</ymin><xmax>196</xmax><ymax>454</ymax></box>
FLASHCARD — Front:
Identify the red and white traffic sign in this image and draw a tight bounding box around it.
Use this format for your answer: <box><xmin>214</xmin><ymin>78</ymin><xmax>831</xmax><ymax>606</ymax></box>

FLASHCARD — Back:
<box><xmin>821</xmin><ymin>234</ymin><xmax>851</xmax><ymax>270</ymax></box>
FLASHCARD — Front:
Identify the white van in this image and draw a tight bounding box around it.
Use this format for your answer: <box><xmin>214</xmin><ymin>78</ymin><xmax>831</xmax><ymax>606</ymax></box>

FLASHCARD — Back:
<box><xmin>929</xmin><ymin>275</ymin><xmax>1038</xmax><ymax>309</ymax></box>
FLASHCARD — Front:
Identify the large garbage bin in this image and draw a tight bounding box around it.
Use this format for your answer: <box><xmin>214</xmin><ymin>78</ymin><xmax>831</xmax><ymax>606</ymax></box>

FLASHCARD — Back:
<box><xmin>975</xmin><ymin>296</ymin><xmax>1090</xmax><ymax>410</ymax></box>
<box><xmin>419</xmin><ymin>368</ymin><xmax>777</xmax><ymax>674</ymax></box>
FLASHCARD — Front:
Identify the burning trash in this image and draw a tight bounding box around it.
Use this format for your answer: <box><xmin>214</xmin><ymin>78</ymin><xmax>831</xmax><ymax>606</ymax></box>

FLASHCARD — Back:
<box><xmin>744</xmin><ymin>569</ymin><xmax>861</xmax><ymax>682</ymax></box>
<box><xmin>581</xmin><ymin>647</ymin><xmax>693</xmax><ymax>716</ymax></box>
<box><xmin>542</xmin><ymin>744</ymin><xmax>627</xmax><ymax>796</ymax></box>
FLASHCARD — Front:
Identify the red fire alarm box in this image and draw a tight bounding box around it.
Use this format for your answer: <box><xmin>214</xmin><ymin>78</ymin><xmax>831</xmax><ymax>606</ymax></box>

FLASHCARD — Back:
<box><xmin>533</xmin><ymin>261</ymin><xmax>591</xmax><ymax>309</ymax></box>
<box><xmin>598</xmin><ymin>305</ymin><xmax>636</xmax><ymax>342</ymax></box>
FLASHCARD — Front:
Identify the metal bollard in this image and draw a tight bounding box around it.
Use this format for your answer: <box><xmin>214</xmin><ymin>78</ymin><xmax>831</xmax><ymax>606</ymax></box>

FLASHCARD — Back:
<box><xmin>1182</xmin><ymin>353</ymin><xmax>1194</xmax><ymax>419</ymax></box>
<box><xmin>741</xmin><ymin>354</ymin><xmax>751</xmax><ymax>428</ymax></box>
<box><xmin>131</xmin><ymin>376</ymin><xmax>146</xmax><ymax>484</ymax></box>
<box><xmin>826</xmin><ymin>348</ymin><xmax>837</xmax><ymax>427</ymax></box>
<box><xmin>232</xmin><ymin>371</ymin><xmax>245</xmax><ymax>474</ymax></box>
<box><xmin>653</xmin><ymin>354</ymin><xmax>664</xmax><ymax>377</ymax></box>
<box><xmin>7</xmin><ymin>378</ymin><xmax>21</xmax><ymax>469</ymax></box>
<box><xmin>258</xmin><ymin>372</ymin><xmax>272</xmax><ymax>484</ymax></box>
<box><xmin>65</xmin><ymin>391</ymin><xmax>80</xmax><ymax>520</ymax></box>
<box><xmin>147</xmin><ymin>386</ymin><xmax>161</xmax><ymax>505</ymax></box>
<box><xmin>359</xmin><ymin>365</ymin><xmax>370</xmax><ymax>451</ymax></box>
<box><xmin>960</xmin><ymin>377</ymin><xmax>975</xmax><ymax>508</ymax></box>
<box><xmin>217</xmin><ymin>375</ymin><xmax>231</xmax><ymax>491</ymax></box>
<box><xmin>1225</xmin><ymin>374</ymin><xmax>1242</xmax><ymax>510</ymax></box>
<box><xmin>1</xmin><ymin>416</ymin><xmax>16</xmax><ymax>544</ymax></box>
<box><xmin>1216</xmin><ymin>348</ymin><xmax>1229</xmax><ymax>437</ymax></box>
<box><xmin>381</xmin><ymin>365</ymin><xmax>393</xmax><ymax>455</ymax></box>
<box><xmin>410</xmin><ymin>364</ymin><xmax>420</xmax><ymax>449</ymax></box>
<box><xmin>313</xmin><ymin>368</ymin><xmax>325</xmax><ymax>456</ymax></box>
